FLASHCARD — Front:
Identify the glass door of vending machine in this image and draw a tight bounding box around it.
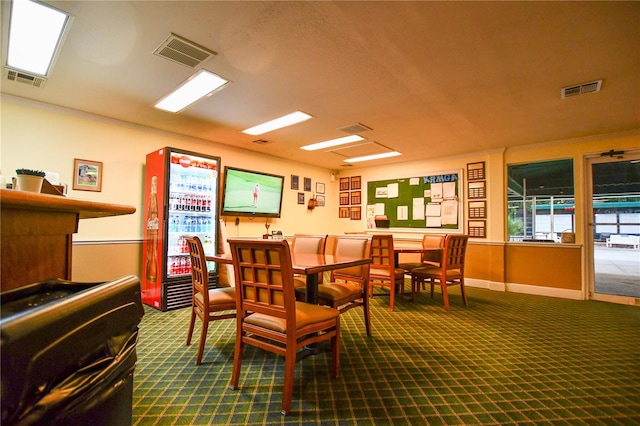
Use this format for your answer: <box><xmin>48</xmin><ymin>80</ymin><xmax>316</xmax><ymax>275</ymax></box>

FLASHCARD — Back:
<box><xmin>166</xmin><ymin>153</ymin><xmax>219</xmax><ymax>280</ymax></box>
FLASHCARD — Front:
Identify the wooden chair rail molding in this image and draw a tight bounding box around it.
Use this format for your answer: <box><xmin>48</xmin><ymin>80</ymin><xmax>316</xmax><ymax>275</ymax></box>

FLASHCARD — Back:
<box><xmin>1</xmin><ymin>189</ymin><xmax>136</xmax><ymax>291</ymax></box>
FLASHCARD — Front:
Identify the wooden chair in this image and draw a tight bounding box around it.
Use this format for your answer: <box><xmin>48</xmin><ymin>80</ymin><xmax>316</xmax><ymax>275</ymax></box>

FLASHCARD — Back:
<box><xmin>368</xmin><ymin>234</ymin><xmax>405</xmax><ymax>311</ymax></box>
<box><xmin>397</xmin><ymin>234</ymin><xmax>446</xmax><ymax>272</ymax></box>
<box><xmin>397</xmin><ymin>234</ymin><xmax>446</xmax><ymax>293</ymax></box>
<box><xmin>410</xmin><ymin>234</ymin><xmax>469</xmax><ymax>310</ymax></box>
<box><xmin>228</xmin><ymin>239</ymin><xmax>340</xmax><ymax>416</ymax></box>
<box><xmin>185</xmin><ymin>236</ymin><xmax>236</xmax><ymax>365</ymax></box>
<box><xmin>316</xmin><ymin>236</ymin><xmax>372</xmax><ymax>336</ymax></box>
<box><xmin>291</xmin><ymin>234</ymin><xmax>327</xmax><ymax>291</ymax></box>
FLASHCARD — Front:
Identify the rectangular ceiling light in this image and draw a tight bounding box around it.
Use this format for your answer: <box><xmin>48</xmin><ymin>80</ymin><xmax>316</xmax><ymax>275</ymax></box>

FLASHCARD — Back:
<box><xmin>242</xmin><ymin>111</ymin><xmax>312</xmax><ymax>135</ymax></box>
<box><xmin>7</xmin><ymin>0</ymin><xmax>73</xmax><ymax>77</ymax></box>
<box><xmin>154</xmin><ymin>69</ymin><xmax>228</xmax><ymax>113</ymax></box>
<box><xmin>301</xmin><ymin>135</ymin><xmax>365</xmax><ymax>151</ymax></box>
<box><xmin>344</xmin><ymin>151</ymin><xmax>402</xmax><ymax>163</ymax></box>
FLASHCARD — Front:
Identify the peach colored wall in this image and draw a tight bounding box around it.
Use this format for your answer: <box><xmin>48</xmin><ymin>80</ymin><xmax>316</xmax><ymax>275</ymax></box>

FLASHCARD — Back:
<box><xmin>465</xmin><ymin>243</ymin><xmax>505</xmax><ymax>284</ymax></box>
<box><xmin>72</xmin><ymin>242</ymin><xmax>142</xmax><ymax>282</ymax></box>
<box><xmin>505</xmin><ymin>244</ymin><xmax>581</xmax><ymax>290</ymax></box>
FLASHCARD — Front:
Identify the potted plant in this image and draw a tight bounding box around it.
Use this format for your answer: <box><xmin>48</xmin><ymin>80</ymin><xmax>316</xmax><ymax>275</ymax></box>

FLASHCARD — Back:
<box><xmin>15</xmin><ymin>168</ymin><xmax>46</xmax><ymax>192</ymax></box>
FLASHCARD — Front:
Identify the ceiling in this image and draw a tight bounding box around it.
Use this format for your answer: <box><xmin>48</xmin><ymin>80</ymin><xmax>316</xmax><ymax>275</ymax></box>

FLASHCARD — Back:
<box><xmin>2</xmin><ymin>1</ymin><xmax>639</xmax><ymax>170</ymax></box>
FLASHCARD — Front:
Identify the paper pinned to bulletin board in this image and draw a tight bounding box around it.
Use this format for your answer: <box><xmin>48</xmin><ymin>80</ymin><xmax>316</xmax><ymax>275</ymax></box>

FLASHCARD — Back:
<box><xmin>366</xmin><ymin>170</ymin><xmax>463</xmax><ymax>231</ymax></box>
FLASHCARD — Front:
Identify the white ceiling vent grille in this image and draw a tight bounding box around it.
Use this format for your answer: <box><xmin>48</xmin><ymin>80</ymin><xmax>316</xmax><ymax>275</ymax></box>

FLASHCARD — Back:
<box><xmin>4</xmin><ymin>69</ymin><xmax>47</xmax><ymax>88</ymax></box>
<box><xmin>338</xmin><ymin>123</ymin><xmax>372</xmax><ymax>134</ymax></box>
<box><xmin>153</xmin><ymin>33</ymin><xmax>217</xmax><ymax>68</ymax></box>
<box><xmin>561</xmin><ymin>79</ymin><xmax>602</xmax><ymax>99</ymax></box>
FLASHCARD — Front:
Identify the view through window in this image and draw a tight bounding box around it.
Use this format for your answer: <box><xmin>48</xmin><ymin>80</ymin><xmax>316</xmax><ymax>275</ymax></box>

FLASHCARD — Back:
<box><xmin>507</xmin><ymin>159</ymin><xmax>575</xmax><ymax>242</ymax></box>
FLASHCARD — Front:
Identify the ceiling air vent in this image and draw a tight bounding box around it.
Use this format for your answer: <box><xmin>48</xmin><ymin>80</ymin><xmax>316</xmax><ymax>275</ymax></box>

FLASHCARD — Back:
<box><xmin>153</xmin><ymin>33</ymin><xmax>217</xmax><ymax>68</ymax></box>
<box><xmin>561</xmin><ymin>79</ymin><xmax>602</xmax><ymax>99</ymax></box>
<box><xmin>5</xmin><ymin>69</ymin><xmax>47</xmax><ymax>88</ymax></box>
<box><xmin>338</xmin><ymin>123</ymin><xmax>372</xmax><ymax>134</ymax></box>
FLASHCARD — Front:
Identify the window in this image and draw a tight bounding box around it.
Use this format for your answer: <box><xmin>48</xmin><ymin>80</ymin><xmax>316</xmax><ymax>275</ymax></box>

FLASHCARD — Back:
<box><xmin>507</xmin><ymin>159</ymin><xmax>574</xmax><ymax>242</ymax></box>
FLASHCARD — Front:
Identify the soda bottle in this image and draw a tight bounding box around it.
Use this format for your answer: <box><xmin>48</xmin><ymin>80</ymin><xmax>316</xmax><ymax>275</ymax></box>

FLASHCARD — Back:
<box><xmin>145</xmin><ymin>176</ymin><xmax>159</xmax><ymax>283</ymax></box>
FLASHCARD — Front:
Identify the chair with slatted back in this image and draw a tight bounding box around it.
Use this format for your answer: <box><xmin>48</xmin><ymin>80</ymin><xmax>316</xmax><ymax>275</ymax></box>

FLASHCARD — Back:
<box><xmin>315</xmin><ymin>235</ymin><xmax>372</xmax><ymax>336</ymax></box>
<box><xmin>291</xmin><ymin>234</ymin><xmax>327</xmax><ymax>293</ymax></box>
<box><xmin>228</xmin><ymin>238</ymin><xmax>340</xmax><ymax>416</ymax></box>
<box><xmin>397</xmin><ymin>234</ymin><xmax>446</xmax><ymax>294</ymax></box>
<box><xmin>368</xmin><ymin>234</ymin><xmax>405</xmax><ymax>311</ymax></box>
<box><xmin>185</xmin><ymin>236</ymin><xmax>236</xmax><ymax>365</ymax></box>
<box><xmin>397</xmin><ymin>234</ymin><xmax>446</xmax><ymax>273</ymax></box>
<box><xmin>410</xmin><ymin>234</ymin><xmax>469</xmax><ymax>310</ymax></box>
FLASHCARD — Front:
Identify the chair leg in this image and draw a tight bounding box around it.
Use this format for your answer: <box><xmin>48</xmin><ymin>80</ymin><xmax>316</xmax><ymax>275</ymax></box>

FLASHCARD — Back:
<box><xmin>441</xmin><ymin>281</ymin><xmax>450</xmax><ymax>311</ymax></box>
<box><xmin>281</xmin><ymin>344</ymin><xmax>297</xmax><ymax>415</ymax></box>
<box><xmin>459</xmin><ymin>279</ymin><xmax>468</xmax><ymax>306</ymax></box>
<box><xmin>389</xmin><ymin>280</ymin><xmax>395</xmax><ymax>311</ymax></box>
<box><xmin>363</xmin><ymin>293</ymin><xmax>371</xmax><ymax>337</ymax></box>
<box><xmin>196</xmin><ymin>318</ymin><xmax>209</xmax><ymax>365</ymax></box>
<box><xmin>332</xmin><ymin>322</ymin><xmax>340</xmax><ymax>378</ymax></box>
<box><xmin>430</xmin><ymin>279</ymin><xmax>435</xmax><ymax>299</ymax></box>
<box><xmin>231</xmin><ymin>331</ymin><xmax>244</xmax><ymax>390</ymax></box>
<box><xmin>410</xmin><ymin>275</ymin><xmax>417</xmax><ymax>301</ymax></box>
<box><xmin>186</xmin><ymin>309</ymin><xmax>196</xmax><ymax>346</ymax></box>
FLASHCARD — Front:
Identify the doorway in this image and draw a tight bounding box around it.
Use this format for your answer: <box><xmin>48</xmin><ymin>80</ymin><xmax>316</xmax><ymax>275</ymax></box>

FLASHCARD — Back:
<box><xmin>586</xmin><ymin>150</ymin><xmax>640</xmax><ymax>304</ymax></box>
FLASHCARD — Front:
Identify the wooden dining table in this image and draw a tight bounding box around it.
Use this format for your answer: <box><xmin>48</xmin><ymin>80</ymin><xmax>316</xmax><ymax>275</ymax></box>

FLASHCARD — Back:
<box><xmin>393</xmin><ymin>243</ymin><xmax>442</xmax><ymax>267</ymax></box>
<box><xmin>206</xmin><ymin>251</ymin><xmax>372</xmax><ymax>304</ymax></box>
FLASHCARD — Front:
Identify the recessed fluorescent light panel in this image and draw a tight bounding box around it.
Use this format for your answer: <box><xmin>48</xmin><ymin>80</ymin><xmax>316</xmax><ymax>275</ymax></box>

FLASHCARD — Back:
<box><xmin>7</xmin><ymin>0</ymin><xmax>73</xmax><ymax>76</ymax></box>
<box><xmin>154</xmin><ymin>69</ymin><xmax>228</xmax><ymax>113</ymax></box>
<box><xmin>345</xmin><ymin>151</ymin><xmax>402</xmax><ymax>163</ymax></box>
<box><xmin>242</xmin><ymin>111</ymin><xmax>312</xmax><ymax>135</ymax></box>
<box><xmin>301</xmin><ymin>135</ymin><xmax>365</xmax><ymax>151</ymax></box>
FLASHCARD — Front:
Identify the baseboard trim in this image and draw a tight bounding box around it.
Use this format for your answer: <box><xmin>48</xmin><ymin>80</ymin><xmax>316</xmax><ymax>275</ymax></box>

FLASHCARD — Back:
<box><xmin>466</xmin><ymin>279</ymin><xmax>584</xmax><ymax>300</ymax></box>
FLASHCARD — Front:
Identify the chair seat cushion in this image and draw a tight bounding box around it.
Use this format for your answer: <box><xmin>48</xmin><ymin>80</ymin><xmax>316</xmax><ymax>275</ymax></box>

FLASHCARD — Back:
<box><xmin>370</xmin><ymin>268</ymin><xmax>405</xmax><ymax>280</ymax></box>
<box><xmin>245</xmin><ymin>301</ymin><xmax>339</xmax><ymax>333</ymax></box>
<box><xmin>317</xmin><ymin>282</ymin><xmax>362</xmax><ymax>301</ymax></box>
<box><xmin>412</xmin><ymin>266</ymin><xmax>462</xmax><ymax>280</ymax></box>
<box><xmin>195</xmin><ymin>286</ymin><xmax>236</xmax><ymax>307</ymax></box>
<box><xmin>398</xmin><ymin>261</ymin><xmax>439</xmax><ymax>271</ymax></box>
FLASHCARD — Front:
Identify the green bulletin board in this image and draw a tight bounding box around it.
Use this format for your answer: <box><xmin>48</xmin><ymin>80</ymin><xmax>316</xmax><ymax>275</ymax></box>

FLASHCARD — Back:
<box><xmin>365</xmin><ymin>170</ymin><xmax>463</xmax><ymax>231</ymax></box>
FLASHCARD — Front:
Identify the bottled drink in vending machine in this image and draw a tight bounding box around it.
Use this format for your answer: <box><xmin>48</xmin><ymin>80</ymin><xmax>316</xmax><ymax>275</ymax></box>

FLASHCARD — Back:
<box><xmin>145</xmin><ymin>176</ymin><xmax>159</xmax><ymax>283</ymax></box>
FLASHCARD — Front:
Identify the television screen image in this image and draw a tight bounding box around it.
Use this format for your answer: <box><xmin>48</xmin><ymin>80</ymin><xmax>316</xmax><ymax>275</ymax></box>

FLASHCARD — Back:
<box><xmin>221</xmin><ymin>167</ymin><xmax>285</xmax><ymax>218</ymax></box>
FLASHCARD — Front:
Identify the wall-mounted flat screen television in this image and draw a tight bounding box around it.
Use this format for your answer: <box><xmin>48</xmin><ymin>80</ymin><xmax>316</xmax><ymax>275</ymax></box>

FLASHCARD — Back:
<box><xmin>220</xmin><ymin>166</ymin><xmax>285</xmax><ymax>218</ymax></box>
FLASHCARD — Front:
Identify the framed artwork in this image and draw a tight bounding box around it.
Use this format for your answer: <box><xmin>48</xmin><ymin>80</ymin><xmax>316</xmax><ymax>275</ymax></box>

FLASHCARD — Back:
<box><xmin>468</xmin><ymin>200</ymin><xmax>487</xmax><ymax>218</ymax></box>
<box><xmin>350</xmin><ymin>206</ymin><xmax>361</xmax><ymax>220</ymax></box>
<box><xmin>468</xmin><ymin>180</ymin><xmax>486</xmax><ymax>199</ymax></box>
<box><xmin>316</xmin><ymin>182</ymin><xmax>325</xmax><ymax>194</ymax></box>
<box><xmin>291</xmin><ymin>175</ymin><xmax>299</xmax><ymax>190</ymax></box>
<box><xmin>467</xmin><ymin>161</ymin><xmax>486</xmax><ymax>181</ymax></box>
<box><xmin>350</xmin><ymin>176</ymin><xmax>361</xmax><ymax>190</ymax></box>
<box><xmin>73</xmin><ymin>158</ymin><xmax>102</xmax><ymax>192</ymax></box>
<box><xmin>339</xmin><ymin>207</ymin><xmax>350</xmax><ymax>218</ymax></box>
<box><xmin>297</xmin><ymin>192</ymin><xmax>305</xmax><ymax>204</ymax></box>
<box><xmin>339</xmin><ymin>177</ymin><xmax>350</xmax><ymax>191</ymax></box>
<box><xmin>350</xmin><ymin>191</ymin><xmax>361</xmax><ymax>205</ymax></box>
<box><xmin>316</xmin><ymin>194</ymin><xmax>325</xmax><ymax>207</ymax></box>
<box><xmin>304</xmin><ymin>177</ymin><xmax>312</xmax><ymax>191</ymax></box>
<box><xmin>468</xmin><ymin>220</ymin><xmax>486</xmax><ymax>238</ymax></box>
<box><xmin>339</xmin><ymin>192</ymin><xmax>350</xmax><ymax>205</ymax></box>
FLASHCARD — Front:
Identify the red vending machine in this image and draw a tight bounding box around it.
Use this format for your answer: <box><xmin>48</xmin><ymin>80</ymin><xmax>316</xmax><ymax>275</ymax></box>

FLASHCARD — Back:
<box><xmin>142</xmin><ymin>147</ymin><xmax>221</xmax><ymax>311</ymax></box>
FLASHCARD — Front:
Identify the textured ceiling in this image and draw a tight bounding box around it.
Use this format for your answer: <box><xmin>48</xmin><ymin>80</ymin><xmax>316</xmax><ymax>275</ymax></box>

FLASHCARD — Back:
<box><xmin>1</xmin><ymin>1</ymin><xmax>639</xmax><ymax>170</ymax></box>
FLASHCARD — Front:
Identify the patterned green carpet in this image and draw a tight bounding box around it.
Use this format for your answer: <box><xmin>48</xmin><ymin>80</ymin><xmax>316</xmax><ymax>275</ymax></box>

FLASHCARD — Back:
<box><xmin>133</xmin><ymin>285</ymin><xmax>640</xmax><ymax>425</ymax></box>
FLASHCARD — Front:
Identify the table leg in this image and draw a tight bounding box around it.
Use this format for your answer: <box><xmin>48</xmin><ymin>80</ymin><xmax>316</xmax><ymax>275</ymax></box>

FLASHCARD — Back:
<box><xmin>306</xmin><ymin>273</ymin><xmax>319</xmax><ymax>304</ymax></box>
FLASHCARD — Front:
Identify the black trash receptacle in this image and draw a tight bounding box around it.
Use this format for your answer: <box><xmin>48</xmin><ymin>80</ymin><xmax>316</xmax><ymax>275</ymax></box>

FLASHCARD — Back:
<box><xmin>1</xmin><ymin>275</ymin><xmax>144</xmax><ymax>426</ymax></box>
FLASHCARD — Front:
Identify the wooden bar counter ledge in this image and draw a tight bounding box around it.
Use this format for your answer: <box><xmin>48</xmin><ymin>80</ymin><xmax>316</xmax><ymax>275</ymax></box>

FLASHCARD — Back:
<box><xmin>0</xmin><ymin>189</ymin><xmax>136</xmax><ymax>292</ymax></box>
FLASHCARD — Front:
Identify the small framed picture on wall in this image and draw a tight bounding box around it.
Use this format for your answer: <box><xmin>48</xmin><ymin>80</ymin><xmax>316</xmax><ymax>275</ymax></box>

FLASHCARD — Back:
<box><xmin>291</xmin><ymin>175</ymin><xmax>299</xmax><ymax>190</ymax></box>
<box><xmin>304</xmin><ymin>177</ymin><xmax>312</xmax><ymax>191</ymax></box>
<box><xmin>298</xmin><ymin>192</ymin><xmax>305</xmax><ymax>204</ymax></box>
<box><xmin>72</xmin><ymin>158</ymin><xmax>103</xmax><ymax>192</ymax></box>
